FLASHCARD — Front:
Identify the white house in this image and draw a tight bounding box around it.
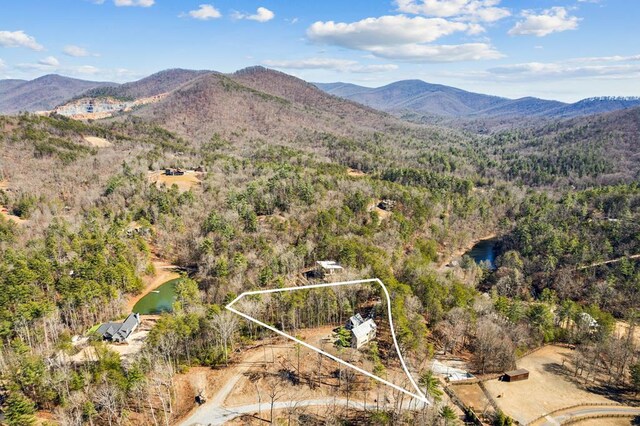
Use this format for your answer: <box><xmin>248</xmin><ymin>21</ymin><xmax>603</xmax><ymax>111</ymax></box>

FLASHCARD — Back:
<box><xmin>351</xmin><ymin>318</ymin><xmax>377</xmax><ymax>349</ymax></box>
<box><xmin>316</xmin><ymin>260</ymin><xmax>343</xmax><ymax>277</ymax></box>
<box><xmin>346</xmin><ymin>313</ymin><xmax>364</xmax><ymax>330</ymax></box>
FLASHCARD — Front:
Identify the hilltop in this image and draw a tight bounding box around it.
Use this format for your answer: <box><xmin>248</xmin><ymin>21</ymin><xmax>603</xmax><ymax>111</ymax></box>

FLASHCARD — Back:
<box><xmin>0</xmin><ymin>74</ymin><xmax>114</xmax><ymax>114</ymax></box>
<box><xmin>79</xmin><ymin>68</ymin><xmax>212</xmax><ymax>101</ymax></box>
<box><xmin>130</xmin><ymin>66</ymin><xmax>439</xmax><ymax>149</ymax></box>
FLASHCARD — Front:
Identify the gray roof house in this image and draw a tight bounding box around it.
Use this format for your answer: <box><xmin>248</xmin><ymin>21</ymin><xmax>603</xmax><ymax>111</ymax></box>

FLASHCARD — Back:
<box><xmin>351</xmin><ymin>318</ymin><xmax>377</xmax><ymax>349</ymax></box>
<box><xmin>96</xmin><ymin>313</ymin><xmax>141</xmax><ymax>343</ymax></box>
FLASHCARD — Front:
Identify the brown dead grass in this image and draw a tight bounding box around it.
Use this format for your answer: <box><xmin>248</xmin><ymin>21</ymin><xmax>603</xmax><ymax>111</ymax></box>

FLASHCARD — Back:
<box><xmin>147</xmin><ymin>171</ymin><xmax>202</xmax><ymax>193</ymax></box>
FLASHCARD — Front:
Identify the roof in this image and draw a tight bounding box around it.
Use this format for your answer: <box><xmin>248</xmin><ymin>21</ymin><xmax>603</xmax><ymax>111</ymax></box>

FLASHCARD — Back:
<box><xmin>504</xmin><ymin>368</ymin><xmax>529</xmax><ymax>376</ymax></box>
<box><xmin>96</xmin><ymin>313</ymin><xmax>140</xmax><ymax>341</ymax></box>
<box><xmin>316</xmin><ymin>260</ymin><xmax>343</xmax><ymax>270</ymax></box>
<box><xmin>347</xmin><ymin>313</ymin><xmax>364</xmax><ymax>327</ymax></box>
<box><xmin>351</xmin><ymin>319</ymin><xmax>376</xmax><ymax>340</ymax></box>
<box><xmin>578</xmin><ymin>312</ymin><xmax>599</xmax><ymax>327</ymax></box>
<box><xmin>96</xmin><ymin>322</ymin><xmax>119</xmax><ymax>338</ymax></box>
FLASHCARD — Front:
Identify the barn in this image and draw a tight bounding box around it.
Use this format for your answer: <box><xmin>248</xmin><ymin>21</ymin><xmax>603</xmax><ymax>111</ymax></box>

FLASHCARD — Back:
<box><xmin>503</xmin><ymin>368</ymin><xmax>530</xmax><ymax>382</ymax></box>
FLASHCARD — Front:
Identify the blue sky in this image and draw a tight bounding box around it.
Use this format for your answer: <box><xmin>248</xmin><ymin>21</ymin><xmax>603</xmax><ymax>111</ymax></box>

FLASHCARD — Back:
<box><xmin>0</xmin><ymin>0</ymin><xmax>638</xmax><ymax>101</ymax></box>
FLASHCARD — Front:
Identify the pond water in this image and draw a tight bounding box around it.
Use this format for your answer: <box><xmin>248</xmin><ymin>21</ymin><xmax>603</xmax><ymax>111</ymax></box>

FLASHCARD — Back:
<box><xmin>465</xmin><ymin>239</ymin><xmax>499</xmax><ymax>269</ymax></box>
<box><xmin>132</xmin><ymin>278</ymin><xmax>182</xmax><ymax>314</ymax></box>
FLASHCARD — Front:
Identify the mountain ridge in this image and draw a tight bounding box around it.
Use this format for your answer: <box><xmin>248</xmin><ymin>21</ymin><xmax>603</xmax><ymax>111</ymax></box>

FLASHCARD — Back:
<box><xmin>2</xmin><ymin>69</ymin><xmax>640</xmax><ymax>123</ymax></box>
<box><xmin>314</xmin><ymin>80</ymin><xmax>640</xmax><ymax>120</ymax></box>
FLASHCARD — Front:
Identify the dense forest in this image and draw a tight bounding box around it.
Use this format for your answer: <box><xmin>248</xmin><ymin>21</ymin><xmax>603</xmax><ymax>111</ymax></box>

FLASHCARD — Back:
<box><xmin>0</xmin><ymin>71</ymin><xmax>639</xmax><ymax>425</ymax></box>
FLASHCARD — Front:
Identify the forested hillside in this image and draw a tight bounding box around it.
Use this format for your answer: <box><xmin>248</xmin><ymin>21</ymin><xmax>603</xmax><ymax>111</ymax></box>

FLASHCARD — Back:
<box><xmin>484</xmin><ymin>107</ymin><xmax>640</xmax><ymax>187</ymax></box>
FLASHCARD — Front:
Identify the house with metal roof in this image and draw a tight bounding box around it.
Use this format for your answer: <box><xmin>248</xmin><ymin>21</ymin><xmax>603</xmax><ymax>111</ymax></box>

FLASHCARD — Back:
<box><xmin>316</xmin><ymin>260</ymin><xmax>343</xmax><ymax>277</ymax></box>
<box><xmin>346</xmin><ymin>313</ymin><xmax>365</xmax><ymax>330</ymax></box>
<box><xmin>95</xmin><ymin>313</ymin><xmax>141</xmax><ymax>343</ymax></box>
<box><xmin>351</xmin><ymin>318</ymin><xmax>377</xmax><ymax>349</ymax></box>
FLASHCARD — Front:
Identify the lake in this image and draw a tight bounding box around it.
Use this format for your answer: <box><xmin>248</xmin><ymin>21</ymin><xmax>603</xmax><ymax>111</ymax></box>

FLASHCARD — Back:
<box><xmin>466</xmin><ymin>238</ymin><xmax>499</xmax><ymax>269</ymax></box>
<box><xmin>132</xmin><ymin>277</ymin><xmax>181</xmax><ymax>314</ymax></box>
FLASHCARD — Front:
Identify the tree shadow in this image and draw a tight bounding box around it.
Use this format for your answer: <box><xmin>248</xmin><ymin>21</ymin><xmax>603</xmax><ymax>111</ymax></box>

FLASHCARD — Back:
<box><xmin>541</xmin><ymin>362</ymin><xmax>632</xmax><ymax>404</ymax></box>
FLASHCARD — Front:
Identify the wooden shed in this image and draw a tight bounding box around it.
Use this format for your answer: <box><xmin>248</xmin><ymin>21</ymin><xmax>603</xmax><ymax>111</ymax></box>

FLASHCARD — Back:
<box><xmin>503</xmin><ymin>368</ymin><xmax>529</xmax><ymax>382</ymax></box>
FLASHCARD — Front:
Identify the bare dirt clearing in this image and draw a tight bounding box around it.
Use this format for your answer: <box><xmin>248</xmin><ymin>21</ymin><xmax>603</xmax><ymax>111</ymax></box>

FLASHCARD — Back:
<box><xmin>347</xmin><ymin>168</ymin><xmax>367</xmax><ymax>177</ymax></box>
<box><xmin>0</xmin><ymin>206</ymin><xmax>27</xmax><ymax>225</ymax></box>
<box><xmin>483</xmin><ymin>345</ymin><xmax>614</xmax><ymax>425</ymax></box>
<box><xmin>368</xmin><ymin>201</ymin><xmax>391</xmax><ymax>219</ymax></box>
<box><xmin>148</xmin><ymin>170</ymin><xmax>203</xmax><ymax>192</ymax></box>
<box><xmin>450</xmin><ymin>383</ymin><xmax>493</xmax><ymax>415</ymax></box>
<box><xmin>83</xmin><ymin>135</ymin><xmax>113</xmax><ymax>147</ymax></box>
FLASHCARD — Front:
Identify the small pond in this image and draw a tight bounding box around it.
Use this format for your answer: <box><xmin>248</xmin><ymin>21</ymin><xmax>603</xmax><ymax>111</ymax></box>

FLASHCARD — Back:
<box><xmin>465</xmin><ymin>238</ymin><xmax>499</xmax><ymax>270</ymax></box>
<box><xmin>132</xmin><ymin>277</ymin><xmax>182</xmax><ymax>314</ymax></box>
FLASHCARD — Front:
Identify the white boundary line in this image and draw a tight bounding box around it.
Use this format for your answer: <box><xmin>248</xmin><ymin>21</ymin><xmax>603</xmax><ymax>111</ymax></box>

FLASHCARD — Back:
<box><xmin>225</xmin><ymin>278</ymin><xmax>429</xmax><ymax>405</ymax></box>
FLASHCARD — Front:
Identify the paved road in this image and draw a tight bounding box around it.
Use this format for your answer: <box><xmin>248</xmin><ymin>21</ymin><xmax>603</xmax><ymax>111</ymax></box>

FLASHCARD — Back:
<box><xmin>180</xmin><ymin>398</ymin><xmax>374</xmax><ymax>425</ymax></box>
<box><xmin>537</xmin><ymin>405</ymin><xmax>640</xmax><ymax>425</ymax></box>
<box><xmin>180</xmin><ymin>397</ymin><xmax>429</xmax><ymax>425</ymax></box>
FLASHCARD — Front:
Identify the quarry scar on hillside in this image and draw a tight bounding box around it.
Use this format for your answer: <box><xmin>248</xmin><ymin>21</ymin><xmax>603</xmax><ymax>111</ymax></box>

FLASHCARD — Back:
<box><xmin>225</xmin><ymin>278</ymin><xmax>430</xmax><ymax>405</ymax></box>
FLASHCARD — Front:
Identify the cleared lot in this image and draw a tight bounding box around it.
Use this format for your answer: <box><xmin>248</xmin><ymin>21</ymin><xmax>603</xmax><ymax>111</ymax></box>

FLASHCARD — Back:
<box><xmin>148</xmin><ymin>170</ymin><xmax>202</xmax><ymax>192</ymax></box>
<box><xmin>483</xmin><ymin>345</ymin><xmax>614</xmax><ymax>425</ymax></box>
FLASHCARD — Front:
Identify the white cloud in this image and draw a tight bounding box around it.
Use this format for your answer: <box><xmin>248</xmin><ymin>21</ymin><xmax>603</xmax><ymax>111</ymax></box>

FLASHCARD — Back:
<box><xmin>38</xmin><ymin>56</ymin><xmax>60</xmax><ymax>67</ymax></box>
<box><xmin>0</xmin><ymin>30</ymin><xmax>44</xmax><ymax>51</ymax></box>
<box><xmin>307</xmin><ymin>15</ymin><xmax>502</xmax><ymax>62</ymax></box>
<box><xmin>509</xmin><ymin>7</ymin><xmax>580</xmax><ymax>37</ymax></box>
<box><xmin>395</xmin><ymin>0</ymin><xmax>510</xmax><ymax>22</ymax></box>
<box><xmin>184</xmin><ymin>4</ymin><xmax>222</xmax><ymax>20</ymax></box>
<box><xmin>0</xmin><ymin>59</ymin><xmax>5</xmax><ymax>69</ymax></box>
<box><xmin>369</xmin><ymin>42</ymin><xmax>503</xmax><ymax>62</ymax></box>
<box><xmin>233</xmin><ymin>7</ymin><xmax>275</xmax><ymax>22</ymax></box>
<box><xmin>263</xmin><ymin>58</ymin><xmax>398</xmax><ymax>73</ymax></box>
<box><xmin>114</xmin><ymin>0</ymin><xmax>154</xmax><ymax>7</ymax></box>
<box><xmin>73</xmin><ymin>65</ymin><xmax>100</xmax><ymax>75</ymax></box>
<box><xmin>308</xmin><ymin>15</ymin><xmax>467</xmax><ymax>49</ymax></box>
<box><xmin>482</xmin><ymin>55</ymin><xmax>640</xmax><ymax>80</ymax></box>
<box><xmin>63</xmin><ymin>45</ymin><xmax>93</xmax><ymax>57</ymax></box>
